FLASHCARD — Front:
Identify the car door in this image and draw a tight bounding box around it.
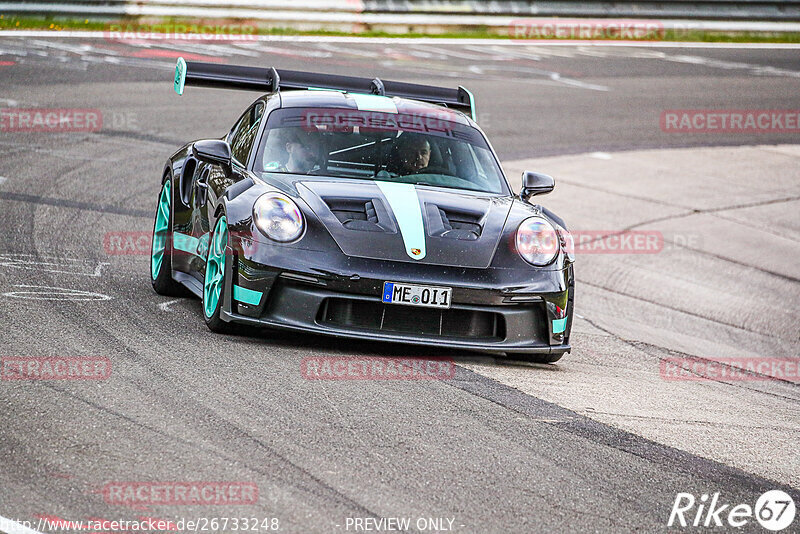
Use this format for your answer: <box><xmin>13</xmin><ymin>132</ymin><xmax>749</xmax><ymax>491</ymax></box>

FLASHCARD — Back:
<box><xmin>188</xmin><ymin>101</ymin><xmax>265</xmax><ymax>279</ymax></box>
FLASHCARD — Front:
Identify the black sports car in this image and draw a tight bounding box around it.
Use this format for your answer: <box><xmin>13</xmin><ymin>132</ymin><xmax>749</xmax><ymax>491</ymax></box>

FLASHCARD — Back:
<box><xmin>151</xmin><ymin>59</ymin><xmax>574</xmax><ymax>362</ymax></box>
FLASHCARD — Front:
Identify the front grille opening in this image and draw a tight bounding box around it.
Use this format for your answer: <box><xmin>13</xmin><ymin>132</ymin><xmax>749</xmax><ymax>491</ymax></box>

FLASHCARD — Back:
<box><xmin>318</xmin><ymin>298</ymin><xmax>505</xmax><ymax>340</ymax></box>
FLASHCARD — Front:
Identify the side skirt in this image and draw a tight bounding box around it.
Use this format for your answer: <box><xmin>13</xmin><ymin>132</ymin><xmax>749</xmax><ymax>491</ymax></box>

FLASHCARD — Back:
<box><xmin>172</xmin><ymin>246</ymin><xmax>235</xmax><ymax>323</ymax></box>
<box><xmin>173</xmin><ymin>270</ymin><xmax>203</xmax><ymax>299</ymax></box>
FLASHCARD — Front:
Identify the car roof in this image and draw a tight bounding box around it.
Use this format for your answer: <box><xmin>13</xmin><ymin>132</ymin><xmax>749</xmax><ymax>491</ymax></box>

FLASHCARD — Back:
<box><xmin>270</xmin><ymin>90</ymin><xmax>475</xmax><ymax>127</ymax></box>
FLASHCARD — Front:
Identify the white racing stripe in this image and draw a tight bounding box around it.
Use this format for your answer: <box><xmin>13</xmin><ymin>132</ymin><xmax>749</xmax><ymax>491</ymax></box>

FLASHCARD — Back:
<box><xmin>376</xmin><ymin>181</ymin><xmax>426</xmax><ymax>260</ymax></box>
<box><xmin>350</xmin><ymin>93</ymin><xmax>398</xmax><ymax>113</ymax></box>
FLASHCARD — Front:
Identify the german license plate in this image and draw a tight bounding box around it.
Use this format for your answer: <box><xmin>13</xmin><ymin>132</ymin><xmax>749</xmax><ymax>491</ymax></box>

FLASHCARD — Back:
<box><xmin>382</xmin><ymin>282</ymin><xmax>452</xmax><ymax>309</ymax></box>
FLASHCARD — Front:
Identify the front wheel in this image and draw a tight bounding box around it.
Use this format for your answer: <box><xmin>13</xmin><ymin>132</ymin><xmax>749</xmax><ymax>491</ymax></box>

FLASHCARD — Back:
<box><xmin>151</xmin><ymin>178</ymin><xmax>185</xmax><ymax>296</ymax></box>
<box><xmin>203</xmin><ymin>215</ymin><xmax>235</xmax><ymax>333</ymax></box>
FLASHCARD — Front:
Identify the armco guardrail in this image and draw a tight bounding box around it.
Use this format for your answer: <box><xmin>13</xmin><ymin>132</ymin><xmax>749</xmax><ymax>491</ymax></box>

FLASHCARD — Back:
<box><xmin>1</xmin><ymin>0</ymin><xmax>799</xmax><ymax>29</ymax></box>
<box><xmin>369</xmin><ymin>1</ymin><xmax>800</xmax><ymax>20</ymax></box>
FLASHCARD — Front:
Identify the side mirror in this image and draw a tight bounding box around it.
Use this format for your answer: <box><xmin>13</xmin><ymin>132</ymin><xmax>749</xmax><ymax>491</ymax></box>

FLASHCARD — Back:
<box><xmin>192</xmin><ymin>140</ymin><xmax>232</xmax><ymax>174</ymax></box>
<box><xmin>520</xmin><ymin>171</ymin><xmax>555</xmax><ymax>202</ymax></box>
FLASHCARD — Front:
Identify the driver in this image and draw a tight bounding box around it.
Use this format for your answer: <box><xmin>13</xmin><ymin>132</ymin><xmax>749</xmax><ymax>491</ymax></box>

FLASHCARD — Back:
<box><xmin>395</xmin><ymin>134</ymin><xmax>431</xmax><ymax>174</ymax></box>
<box><xmin>285</xmin><ymin>129</ymin><xmax>322</xmax><ymax>174</ymax></box>
<box><xmin>264</xmin><ymin>128</ymin><xmax>322</xmax><ymax>174</ymax></box>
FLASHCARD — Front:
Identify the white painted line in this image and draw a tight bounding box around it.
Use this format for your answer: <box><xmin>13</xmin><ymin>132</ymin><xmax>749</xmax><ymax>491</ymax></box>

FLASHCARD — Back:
<box><xmin>0</xmin><ymin>514</ymin><xmax>46</xmax><ymax>534</ymax></box>
<box><xmin>414</xmin><ymin>44</ymin><xmax>504</xmax><ymax>61</ymax></box>
<box><xmin>158</xmin><ymin>298</ymin><xmax>181</xmax><ymax>311</ymax></box>
<box><xmin>660</xmin><ymin>52</ymin><xmax>800</xmax><ymax>78</ymax></box>
<box><xmin>549</xmin><ymin>72</ymin><xmax>609</xmax><ymax>92</ymax></box>
<box><xmin>3</xmin><ymin>32</ymin><xmax>800</xmax><ymax>48</ymax></box>
<box><xmin>469</xmin><ymin>63</ymin><xmax>609</xmax><ymax>92</ymax></box>
<box><xmin>0</xmin><ymin>176</ymin><xmax>7</xmax><ymax>186</ymax></box>
<box><xmin>2</xmin><ymin>285</ymin><xmax>112</xmax><ymax>301</ymax></box>
<box><xmin>0</xmin><ymin>254</ymin><xmax>109</xmax><ymax>277</ymax></box>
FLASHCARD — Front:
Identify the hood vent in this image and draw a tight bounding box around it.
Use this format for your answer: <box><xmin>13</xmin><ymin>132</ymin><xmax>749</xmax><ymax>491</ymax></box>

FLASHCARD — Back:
<box><xmin>296</xmin><ymin>179</ymin><xmax>511</xmax><ymax>268</ymax></box>
<box><xmin>325</xmin><ymin>198</ymin><xmax>391</xmax><ymax>233</ymax></box>
<box><xmin>427</xmin><ymin>205</ymin><xmax>484</xmax><ymax>241</ymax></box>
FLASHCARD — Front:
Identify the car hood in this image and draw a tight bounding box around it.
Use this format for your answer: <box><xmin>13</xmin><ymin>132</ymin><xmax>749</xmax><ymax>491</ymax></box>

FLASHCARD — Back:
<box><xmin>296</xmin><ymin>178</ymin><xmax>512</xmax><ymax>268</ymax></box>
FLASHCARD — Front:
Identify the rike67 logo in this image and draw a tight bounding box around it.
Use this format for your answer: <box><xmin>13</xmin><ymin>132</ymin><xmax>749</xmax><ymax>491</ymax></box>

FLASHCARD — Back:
<box><xmin>669</xmin><ymin>490</ymin><xmax>796</xmax><ymax>531</ymax></box>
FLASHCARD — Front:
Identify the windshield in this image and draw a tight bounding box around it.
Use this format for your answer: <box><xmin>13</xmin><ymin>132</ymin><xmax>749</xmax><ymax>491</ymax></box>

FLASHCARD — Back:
<box><xmin>254</xmin><ymin>107</ymin><xmax>508</xmax><ymax>194</ymax></box>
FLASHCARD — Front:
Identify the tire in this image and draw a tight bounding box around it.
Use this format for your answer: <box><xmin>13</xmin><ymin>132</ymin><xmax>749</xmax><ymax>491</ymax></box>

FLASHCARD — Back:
<box><xmin>151</xmin><ymin>178</ymin><xmax>186</xmax><ymax>296</ymax></box>
<box><xmin>202</xmin><ymin>215</ymin><xmax>235</xmax><ymax>333</ymax></box>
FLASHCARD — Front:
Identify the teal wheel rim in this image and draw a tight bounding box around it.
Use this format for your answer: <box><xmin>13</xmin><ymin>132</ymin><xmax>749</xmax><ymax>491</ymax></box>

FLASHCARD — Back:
<box><xmin>151</xmin><ymin>180</ymin><xmax>171</xmax><ymax>280</ymax></box>
<box><xmin>203</xmin><ymin>216</ymin><xmax>228</xmax><ymax>318</ymax></box>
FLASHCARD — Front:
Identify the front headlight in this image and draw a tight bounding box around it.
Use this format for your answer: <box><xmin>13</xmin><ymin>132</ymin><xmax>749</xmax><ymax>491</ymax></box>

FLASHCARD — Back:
<box><xmin>253</xmin><ymin>192</ymin><xmax>305</xmax><ymax>242</ymax></box>
<box><xmin>515</xmin><ymin>216</ymin><xmax>559</xmax><ymax>266</ymax></box>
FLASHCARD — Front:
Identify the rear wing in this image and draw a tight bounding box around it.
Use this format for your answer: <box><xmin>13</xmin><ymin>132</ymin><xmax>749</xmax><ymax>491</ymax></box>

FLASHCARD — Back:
<box><xmin>173</xmin><ymin>57</ymin><xmax>476</xmax><ymax>121</ymax></box>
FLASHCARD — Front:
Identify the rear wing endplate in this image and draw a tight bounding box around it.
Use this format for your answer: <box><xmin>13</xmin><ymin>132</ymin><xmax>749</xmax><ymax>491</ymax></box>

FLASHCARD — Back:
<box><xmin>173</xmin><ymin>57</ymin><xmax>476</xmax><ymax>121</ymax></box>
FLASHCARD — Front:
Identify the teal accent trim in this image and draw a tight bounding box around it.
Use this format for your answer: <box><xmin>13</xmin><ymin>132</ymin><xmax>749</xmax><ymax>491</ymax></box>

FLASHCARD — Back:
<box><xmin>459</xmin><ymin>85</ymin><xmax>477</xmax><ymax>122</ymax></box>
<box><xmin>150</xmin><ymin>180</ymin><xmax>171</xmax><ymax>280</ymax></box>
<box><xmin>197</xmin><ymin>232</ymin><xmax>210</xmax><ymax>258</ymax></box>
<box><xmin>552</xmin><ymin>317</ymin><xmax>567</xmax><ymax>334</ymax></box>
<box><xmin>173</xmin><ymin>232</ymin><xmax>201</xmax><ymax>257</ymax></box>
<box><xmin>233</xmin><ymin>285</ymin><xmax>262</xmax><ymax>306</ymax></box>
<box><xmin>308</xmin><ymin>86</ymin><xmax>344</xmax><ymax>92</ymax></box>
<box><xmin>174</xmin><ymin>57</ymin><xmax>186</xmax><ymax>96</ymax></box>
<box><xmin>203</xmin><ymin>217</ymin><xmax>227</xmax><ymax>318</ymax></box>
<box><xmin>350</xmin><ymin>93</ymin><xmax>397</xmax><ymax>113</ymax></box>
<box><xmin>376</xmin><ymin>181</ymin><xmax>426</xmax><ymax>260</ymax></box>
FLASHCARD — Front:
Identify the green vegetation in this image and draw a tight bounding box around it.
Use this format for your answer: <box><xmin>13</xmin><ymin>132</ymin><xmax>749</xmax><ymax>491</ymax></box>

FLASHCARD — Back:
<box><xmin>1</xmin><ymin>15</ymin><xmax>799</xmax><ymax>43</ymax></box>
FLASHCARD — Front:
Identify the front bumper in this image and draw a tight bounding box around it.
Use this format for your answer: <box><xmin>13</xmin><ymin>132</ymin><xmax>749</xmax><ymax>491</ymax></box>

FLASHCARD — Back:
<box><xmin>219</xmin><ymin>241</ymin><xmax>573</xmax><ymax>355</ymax></box>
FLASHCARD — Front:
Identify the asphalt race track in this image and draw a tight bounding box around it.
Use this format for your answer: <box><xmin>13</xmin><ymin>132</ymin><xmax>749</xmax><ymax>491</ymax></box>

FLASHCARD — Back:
<box><xmin>0</xmin><ymin>36</ymin><xmax>798</xmax><ymax>533</ymax></box>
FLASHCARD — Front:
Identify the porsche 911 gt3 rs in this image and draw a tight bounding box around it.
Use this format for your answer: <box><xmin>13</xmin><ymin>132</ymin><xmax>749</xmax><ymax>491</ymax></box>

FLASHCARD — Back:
<box><xmin>150</xmin><ymin>58</ymin><xmax>574</xmax><ymax>363</ymax></box>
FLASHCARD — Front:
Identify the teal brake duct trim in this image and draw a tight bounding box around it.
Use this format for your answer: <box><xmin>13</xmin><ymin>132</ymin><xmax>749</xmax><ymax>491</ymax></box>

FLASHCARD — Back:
<box><xmin>552</xmin><ymin>317</ymin><xmax>567</xmax><ymax>334</ymax></box>
<box><xmin>233</xmin><ymin>285</ymin><xmax>263</xmax><ymax>306</ymax></box>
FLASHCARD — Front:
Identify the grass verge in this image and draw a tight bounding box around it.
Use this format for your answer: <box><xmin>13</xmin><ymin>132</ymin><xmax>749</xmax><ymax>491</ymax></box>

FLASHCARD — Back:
<box><xmin>1</xmin><ymin>15</ymin><xmax>799</xmax><ymax>43</ymax></box>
